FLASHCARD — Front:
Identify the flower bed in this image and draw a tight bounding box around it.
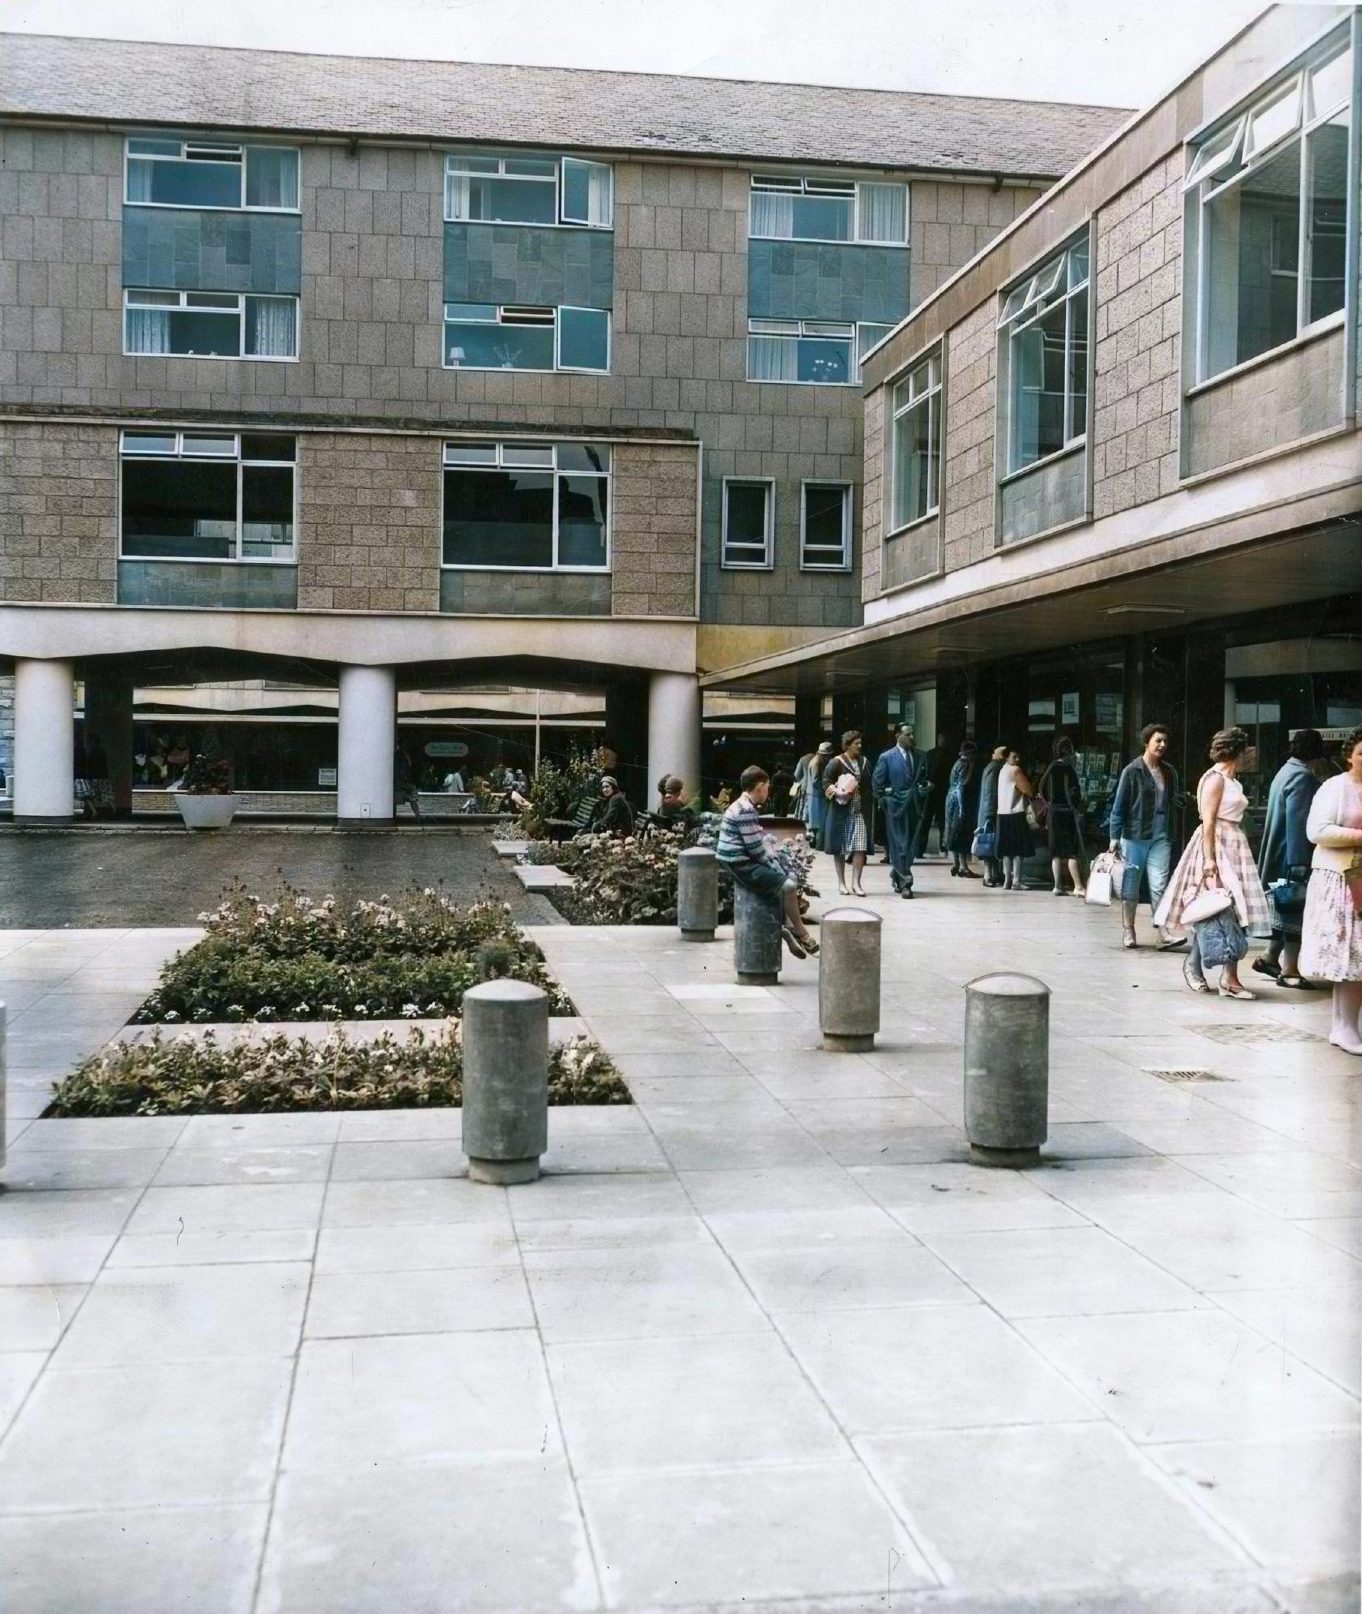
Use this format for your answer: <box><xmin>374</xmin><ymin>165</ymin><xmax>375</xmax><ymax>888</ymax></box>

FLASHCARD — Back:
<box><xmin>49</xmin><ymin>1029</ymin><xmax>627</xmax><ymax>1116</ymax></box>
<box><xmin>132</xmin><ymin>884</ymin><xmax>572</xmax><ymax>1023</ymax></box>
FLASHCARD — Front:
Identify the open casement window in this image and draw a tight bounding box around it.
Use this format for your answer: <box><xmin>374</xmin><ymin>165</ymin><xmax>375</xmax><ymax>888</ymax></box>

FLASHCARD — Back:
<box><xmin>999</xmin><ymin>237</ymin><xmax>1089</xmax><ymax>474</ymax></box>
<box><xmin>120</xmin><ymin>431</ymin><xmax>296</xmax><ymax>563</ymax></box>
<box><xmin>800</xmin><ymin>482</ymin><xmax>853</xmax><ymax>571</ymax></box>
<box><xmin>749</xmin><ymin>174</ymin><xmax>908</xmax><ymax>245</ymax></box>
<box><xmin>442</xmin><ymin>441</ymin><xmax>610</xmax><ymax>571</ymax></box>
<box><xmin>721</xmin><ymin>479</ymin><xmax>775</xmax><ymax>568</ymax></box>
<box><xmin>123</xmin><ymin>290</ymin><xmax>298</xmax><ymax>359</ymax></box>
<box><xmin>889</xmin><ymin>350</ymin><xmax>943</xmax><ymax>531</ymax></box>
<box><xmin>443</xmin><ymin>304</ymin><xmax>609</xmax><ymax>373</ymax></box>
<box><xmin>1188</xmin><ymin>30</ymin><xmax>1353</xmax><ymax>380</ymax></box>
<box><xmin>444</xmin><ymin>152</ymin><xmax>614</xmax><ymax>228</ymax></box>
<box><xmin>124</xmin><ymin>139</ymin><xmax>299</xmax><ymax>210</ymax></box>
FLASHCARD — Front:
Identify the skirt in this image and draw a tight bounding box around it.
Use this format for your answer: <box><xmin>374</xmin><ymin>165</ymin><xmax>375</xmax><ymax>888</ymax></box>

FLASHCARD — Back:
<box><xmin>1299</xmin><ymin>866</ymin><xmax>1362</xmax><ymax>982</ymax></box>
<box><xmin>996</xmin><ymin>812</ymin><xmax>1033</xmax><ymax>858</ymax></box>
<box><xmin>824</xmin><ymin>802</ymin><xmax>868</xmax><ymax>857</ymax></box>
<box><xmin>1047</xmin><ymin>810</ymin><xmax>1084</xmax><ymax>859</ymax></box>
<box><xmin>1153</xmin><ymin>820</ymin><xmax>1272</xmax><ymax>938</ymax></box>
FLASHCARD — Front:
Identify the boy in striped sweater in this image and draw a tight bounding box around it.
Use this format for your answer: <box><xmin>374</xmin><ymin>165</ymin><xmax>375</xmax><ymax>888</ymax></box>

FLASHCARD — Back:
<box><xmin>718</xmin><ymin>766</ymin><xmax>819</xmax><ymax>959</ymax></box>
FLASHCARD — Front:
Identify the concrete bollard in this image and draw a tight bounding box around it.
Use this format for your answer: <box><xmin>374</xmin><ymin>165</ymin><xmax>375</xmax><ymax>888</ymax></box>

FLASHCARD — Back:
<box><xmin>677</xmin><ymin>847</ymin><xmax>719</xmax><ymax>941</ymax></box>
<box><xmin>461</xmin><ymin>980</ymin><xmax>548</xmax><ymax>1184</ymax></box>
<box><xmin>963</xmin><ymin>972</ymin><xmax>1050</xmax><ymax>1166</ymax></box>
<box><xmin>819</xmin><ymin>908</ymin><xmax>881</xmax><ymax>1052</ymax></box>
<box><xmin>733</xmin><ymin>880</ymin><xmax>782</xmax><ymax>986</ymax></box>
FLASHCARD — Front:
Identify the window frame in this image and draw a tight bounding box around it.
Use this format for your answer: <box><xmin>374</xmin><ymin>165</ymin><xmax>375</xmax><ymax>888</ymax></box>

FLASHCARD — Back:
<box><xmin>887</xmin><ymin>348</ymin><xmax>943</xmax><ymax>536</ymax></box>
<box><xmin>439</xmin><ymin>440</ymin><xmax>612</xmax><ymax>574</ymax></box>
<box><xmin>748</xmin><ymin>173</ymin><xmax>910</xmax><ymax>246</ymax></box>
<box><xmin>747</xmin><ymin>318</ymin><xmax>892</xmax><ymax>386</ymax></box>
<box><xmin>122</xmin><ymin>288</ymin><xmax>299</xmax><ymax>362</ymax></box>
<box><xmin>1186</xmin><ymin>26</ymin><xmax>1354</xmax><ymax>385</ymax></box>
<box><xmin>443</xmin><ymin>151</ymin><xmax>615</xmax><ymax>229</ymax></box>
<box><xmin>997</xmin><ymin>235</ymin><xmax>1091</xmax><ymax>476</ymax></box>
<box><xmin>117</xmin><ymin>429</ymin><xmax>298</xmax><ymax>566</ymax></box>
<box><xmin>442</xmin><ymin>302</ymin><xmax>610</xmax><ymax>374</ymax></box>
<box><xmin>799</xmin><ymin>480</ymin><xmax>853</xmax><ymax>572</ymax></box>
<box><xmin>720</xmin><ymin>476</ymin><xmax>776</xmax><ymax>570</ymax></box>
<box><xmin>122</xmin><ymin>138</ymin><xmax>301</xmax><ymax>213</ymax></box>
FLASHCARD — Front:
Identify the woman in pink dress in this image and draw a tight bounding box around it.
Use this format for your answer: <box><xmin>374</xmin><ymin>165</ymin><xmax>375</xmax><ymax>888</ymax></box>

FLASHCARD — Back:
<box><xmin>1299</xmin><ymin>728</ymin><xmax>1362</xmax><ymax>1055</ymax></box>
<box><xmin>1154</xmin><ymin>727</ymin><xmax>1270</xmax><ymax>999</ymax></box>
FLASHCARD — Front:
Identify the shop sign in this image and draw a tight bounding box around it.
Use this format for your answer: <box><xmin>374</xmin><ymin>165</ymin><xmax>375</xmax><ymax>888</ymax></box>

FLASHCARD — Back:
<box><xmin>317</xmin><ymin>767</ymin><xmax>338</xmax><ymax>787</ymax></box>
<box><xmin>1061</xmin><ymin>692</ymin><xmax>1080</xmax><ymax>725</ymax></box>
<box><xmin>425</xmin><ymin>741</ymin><xmax>470</xmax><ymax>758</ymax></box>
<box><xmin>1095</xmin><ymin>694</ymin><xmax>1122</xmax><ymax>734</ymax></box>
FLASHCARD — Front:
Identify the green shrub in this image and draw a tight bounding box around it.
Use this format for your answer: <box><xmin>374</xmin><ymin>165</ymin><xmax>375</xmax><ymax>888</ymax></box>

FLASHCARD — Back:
<box><xmin>508</xmin><ymin>753</ymin><xmax>598</xmax><ymax>839</ymax></box>
<box><xmin>539</xmin><ymin>830</ymin><xmax>736</xmax><ymax>927</ymax></box>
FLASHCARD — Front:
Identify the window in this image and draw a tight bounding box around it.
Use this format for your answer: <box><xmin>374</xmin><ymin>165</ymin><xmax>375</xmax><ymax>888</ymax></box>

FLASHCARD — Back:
<box><xmin>749</xmin><ymin>175</ymin><xmax>908</xmax><ymax>245</ymax></box>
<box><xmin>444</xmin><ymin>152</ymin><xmax>613</xmax><ymax>228</ymax></box>
<box><xmin>721</xmin><ymin>479</ymin><xmax>774</xmax><ymax>568</ymax></box>
<box><xmin>1188</xmin><ymin>32</ymin><xmax>1352</xmax><ymax>379</ymax></box>
<box><xmin>889</xmin><ymin>351</ymin><xmax>942</xmax><ymax>530</ymax></box>
<box><xmin>442</xmin><ymin>441</ymin><xmax>610</xmax><ymax>570</ymax></box>
<box><xmin>124</xmin><ymin>139</ymin><xmax>299</xmax><ymax>211</ymax></box>
<box><xmin>443</xmin><ymin>303</ymin><xmax>610</xmax><ymax>372</ymax></box>
<box><xmin>120</xmin><ymin>431</ymin><xmax>295</xmax><ymax>562</ymax></box>
<box><xmin>999</xmin><ymin>237</ymin><xmax>1089</xmax><ymax>473</ymax></box>
<box><xmin>124</xmin><ymin>289</ymin><xmax>298</xmax><ymax>360</ymax></box>
<box><xmin>801</xmin><ymin>482</ymin><xmax>852</xmax><ymax>570</ymax></box>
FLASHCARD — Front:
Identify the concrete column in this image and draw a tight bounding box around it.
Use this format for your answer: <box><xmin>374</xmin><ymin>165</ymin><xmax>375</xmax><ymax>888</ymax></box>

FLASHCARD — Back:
<box><xmin>677</xmin><ymin>847</ymin><xmax>718</xmax><ymax>941</ymax></box>
<box><xmin>461</xmin><ymin>980</ymin><xmax>549</xmax><ymax>1184</ymax></box>
<box><xmin>13</xmin><ymin>659</ymin><xmax>75</xmax><ymax>824</ymax></box>
<box><xmin>734</xmin><ymin>881</ymin><xmax>782</xmax><ymax>986</ymax></box>
<box><xmin>84</xmin><ymin>671</ymin><xmax>135</xmax><ymax>816</ymax></box>
<box><xmin>337</xmin><ymin>665</ymin><xmax>396</xmax><ymax>823</ymax></box>
<box><xmin>963</xmin><ymin>972</ymin><xmax>1050</xmax><ymax>1167</ymax></box>
<box><xmin>819</xmin><ymin>907</ymin><xmax>882</xmax><ymax>1051</ymax></box>
<box><xmin>647</xmin><ymin>672</ymin><xmax>701</xmax><ymax>809</ymax></box>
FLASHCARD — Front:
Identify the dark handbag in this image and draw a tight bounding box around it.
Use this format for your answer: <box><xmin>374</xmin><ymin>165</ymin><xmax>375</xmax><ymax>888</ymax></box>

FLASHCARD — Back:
<box><xmin>1194</xmin><ymin>908</ymin><xmax>1248</xmax><ymax>968</ymax></box>
<box><xmin>1267</xmin><ymin>870</ymin><xmax>1309</xmax><ymax>938</ymax></box>
<box><xmin>972</xmin><ymin>825</ymin><xmax>997</xmax><ymax>859</ymax></box>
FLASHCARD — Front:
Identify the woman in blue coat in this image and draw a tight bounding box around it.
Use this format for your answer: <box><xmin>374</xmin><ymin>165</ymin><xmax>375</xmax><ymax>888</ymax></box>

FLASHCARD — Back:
<box><xmin>1255</xmin><ymin>728</ymin><xmax>1325</xmax><ymax>988</ymax></box>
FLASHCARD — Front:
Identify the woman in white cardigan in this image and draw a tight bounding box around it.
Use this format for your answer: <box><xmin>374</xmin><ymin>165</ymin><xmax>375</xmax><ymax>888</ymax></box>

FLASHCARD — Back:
<box><xmin>1300</xmin><ymin>727</ymin><xmax>1362</xmax><ymax>1054</ymax></box>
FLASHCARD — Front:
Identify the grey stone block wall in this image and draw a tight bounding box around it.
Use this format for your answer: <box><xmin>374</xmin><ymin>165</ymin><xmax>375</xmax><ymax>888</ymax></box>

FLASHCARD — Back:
<box><xmin>1185</xmin><ymin>327</ymin><xmax>1346</xmax><ymax>477</ymax></box>
<box><xmin>999</xmin><ymin>446</ymin><xmax>1086</xmax><ymax>545</ymax></box>
<box><xmin>439</xmin><ymin>569</ymin><xmax>610</xmax><ymax>616</ymax></box>
<box><xmin>883</xmin><ymin>517</ymin><xmax>940</xmax><ymax>589</ymax></box>
<box><xmin>611</xmin><ymin>440</ymin><xmax>697</xmax><ymax>616</ymax></box>
<box><xmin>861</xmin><ymin>385</ymin><xmax>885</xmax><ymax>600</ymax></box>
<box><xmin>118</xmin><ymin>559</ymin><xmax>299</xmax><ymax>608</ymax></box>
<box><xmin>0</xmin><ymin>420</ymin><xmax>118</xmax><ymax>603</ymax></box>
<box><xmin>910</xmin><ymin>182</ymin><xmax>1045</xmax><ymax>303</ymax></box>
<box><xmin>747</xmin><ymin>240</ymin><xmax>910</xmax><ymax>325</ymax></box>
<box><xmin>123</xmin><ymin>206</ymin><xmax>302</xmax><ymax>295</ymax></box>
<box><xmin>444</xmin><ymin>223</ymin><xmax>613</xmax><ymax>310</ymax></box>
<box><xmin>941</xmin><ymin>302</ymin><xmax>997</xmax><ymax>572</ymax></box>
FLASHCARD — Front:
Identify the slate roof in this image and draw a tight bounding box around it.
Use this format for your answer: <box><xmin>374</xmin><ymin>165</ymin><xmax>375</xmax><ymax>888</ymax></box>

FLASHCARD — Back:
<box><xmin>1</xmin><ymin>32</ymin><xmax>1129</xmax><ymax>179</ymax></box>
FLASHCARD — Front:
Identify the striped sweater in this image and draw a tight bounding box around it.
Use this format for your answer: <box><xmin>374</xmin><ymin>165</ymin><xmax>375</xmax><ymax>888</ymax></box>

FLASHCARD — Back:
<box><xmin>717</xmin><ymin>793</ymin><xmax>770</xmax><ymax>867</ymax></box>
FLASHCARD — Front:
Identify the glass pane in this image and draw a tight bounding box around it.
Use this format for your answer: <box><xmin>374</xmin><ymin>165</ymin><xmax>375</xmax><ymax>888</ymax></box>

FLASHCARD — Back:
<box><xmin>448</xmin><ymin>155</ymin><xmax>500</xmax><ymax>175</ymax></box>
<box><xmin>127</xmin><ymin>290</ymin><xmax>180</xmax><ymax>306</ymax></box>
<box><xmin>1204</xmin><ymin>135</ymin><xmax>1303</xmax><ymax>375</ymax></box>
<box><xmin>442</xmin><ymin>469</ymin><xmax>554</xmax><ymax>567</ymax></box>
<box><xmin>1306</xmin><ymin>110</ymin><xmax>1349</xmax><ymax>324</ymax></box>
<box><xmin>165</xmin><ymin>308</ymin><xmax>241</xmax><ymax>357</ymax></box>
<box><xmin>245</xmin><ymin>147</ymin><xmax>299</xmax><ymax>209</ymax></box>
<box><xmin>121</xmin><ymin>459</ymin><xmax>237</xmax><ymax>559</ymax></box>
<box><xmin>1067</xmin><ymin>285</ymin><xmax>1089</xmax><ymax>440</ymax></box>
<box><xmin>181</xmin><ymin>435</ymin><xmax>237</xmax><ymax>456</ymax></box>
<box><xmin>241</xmin><ymin>433</ymin><xmax>295</xmax><ymax>462</ymax></box>
<box><xmin>463</xmin><ymin>174</ymin><xmax>556</xmax><ymax>225</ymax></box>
<box><xmin>747</xmin><ymin>333</ymin><xmax>798</xmax><ymax>382</ymax></box>
<box><xmin>186</xmin><ymin>292</ymin><xmax>239</xmax><ymax>309</ymax></box>
<box><xmin>122</xmin><ymin>431</ymin><xmax>178</xmax><ymax>455</ymax></box>
<box><xmin>504</xmin><ymin>158</ymin><xmax>557</xmax><ymax>177</ymax></box>
<box><xmin>557</xmin><ymin>443</ymin><xmax>610</xmax><ymax>474</ymax></box>
<box><xmin>444</xmin><ymin>442</ymin><xmax>498</xmax><ymax>465</ymax></box>
<box><xmin>127</xmin><ymin>138</ymin><xmax>181</xmax><ymax>156</ymax></box>
<box><xmin>857</xmin><ymin>182</ymin><xmax>907</xmax><ymax>244</ymax></box>
<box><xmin>1186</xmin><ymin>117</ymin><xmax>1245</xmax><ymax>188</ymax></box>
<box><xmin>558</xmin><ymin>306</ymin><xmax>609</xmax><ymax>371</ymax></box>
<box><xmin>1068</xmin><ymin>238</ymin><xmax>1090</xmax><ymax>287</ymax></box>
<box><xmin>1309</xmin><ymin>43</ymin><xmax>1352</xmax><ymax>118</ymax></box>
<box><xmin>445</xmin><ymin>319</ymin><xmax>554</xmax><ymax>369</ymax></box>
<box><xmin>796</xmin><ymin>335</ymin><xmax>852</xmax><ymax>384</ymax></box>
<box><xmin>445</xmin><ymin>303</ymin><xmax>497</xmax><ymax>321</ymax></box>
<box><xmin>1245</xmin><ymin>79</ymin><xmax>1302</xmax><ymax>159</ymax></box>
<box><xmin>501</xmin><ymin>444</ymin><xmax>554</xmax><ymax>467</ymax></box>
<box><xmin>1010</xmin><ymin>301</ymin><xmax>1067</xmax><ymax>469</ymax></box>
<box><xmin>724</xmin><ymin>483</ymin><xmax>769</xmax><ymax>560</ymax></box>
<box><xmin>557</xmin><ymin>475</ymin><xmax>609</xmax><ymax>567</ymax></box>
<box><xmin>561</xmin><ymin>158</ymin><xmax>612</xmax><ymax>226</ymax></box>
<box><xmin>241</xmin><ymin>465</ymin><xmax>294</xmax><ymax>557</ymax></box>
<box><xmin>790</xmin><ymin>193</ymin><xmax>853</xmax><ymax>241</ymax></box>
<box><xmin>857</xmin><ymin>323</ymin><xmax>893</xmax><ymax>361</ymax></box>
<box><xmin>893</xmin><ymin>396</ymin><xmax>936</xmax><ymax>527</ymax></box>
<box><xmin>803</xmin><ymin>485</ymin><xmax>847</xmax><ymax>563</ymax></box>
<box><xmin>749</xmin><ymin>191</ymin><xmax>795</xmax><ymax>238</ymax></box>
<box><xmin>138</xmin><ymin>156</ymin><xmax>242</xmax><ymax>208</ymax></box>
<box><xmin>244</xmin><ymin>296</ymin><xmax>297</xmax><ymax>358</ymax></box>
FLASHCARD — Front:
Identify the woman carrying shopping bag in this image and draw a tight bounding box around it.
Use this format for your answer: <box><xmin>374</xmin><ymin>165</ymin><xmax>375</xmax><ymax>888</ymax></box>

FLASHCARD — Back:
<box><xmin>1153</xmin><ymin>727</ymin><xmax>1271</xmax><ymax>998</ymax></box>
<box><xmin>1298</xmin><ymin>727</ymin><xmax>1362</xmax><ymax>1054</ymax></box>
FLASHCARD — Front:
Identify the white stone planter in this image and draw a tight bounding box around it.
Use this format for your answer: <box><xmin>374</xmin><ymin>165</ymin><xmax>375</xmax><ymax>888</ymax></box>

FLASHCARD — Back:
<box><xmin>174</xmin><ymin>793</ymin><xmax>239</xmax><ymax>830</ymax></box>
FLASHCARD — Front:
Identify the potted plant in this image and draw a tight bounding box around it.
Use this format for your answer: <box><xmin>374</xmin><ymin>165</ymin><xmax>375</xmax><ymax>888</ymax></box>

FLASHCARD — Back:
<box><xmin>172</xmin><ymin>753</ymin><xmax>239</xmax><ymax>829</ymax></box>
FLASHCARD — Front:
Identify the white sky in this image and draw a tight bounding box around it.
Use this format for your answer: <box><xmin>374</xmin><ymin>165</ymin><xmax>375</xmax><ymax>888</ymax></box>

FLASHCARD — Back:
<box><xmin>5</xmin><ymin>0</ymin><xmax>1269</xmax><ymax>109</ymax></box>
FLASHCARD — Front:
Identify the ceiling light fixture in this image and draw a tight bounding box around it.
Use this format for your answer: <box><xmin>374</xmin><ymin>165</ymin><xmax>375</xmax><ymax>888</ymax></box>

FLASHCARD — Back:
<box><xmin>1103</xmin><ymin>604</ymin><xmax>1188</xmax><ymax>617</ymax></box>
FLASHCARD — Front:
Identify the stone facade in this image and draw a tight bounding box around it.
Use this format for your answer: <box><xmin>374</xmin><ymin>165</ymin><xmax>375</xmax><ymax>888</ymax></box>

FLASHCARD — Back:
<box><xmin>0</xmin><ymin>420</ymin><xmax>118</xmax><ymax>603</ymax></box>
<box><xmin>440</xmin><ymin>571</ymin><xmax>611</xmax><ymax>616</ymax></box>
<box><xmin>123</xmin><ymin>206</ymin><xmax>301</xmax><ymax>296</ymax></box>
<box><xmin>910</xmin><ymin>182</ymin><xmax>1045</xmax><ymax>303</ymax></box>
<box><xmin>443</xmin><ymin>222</ymin><xmax>613</xmax><ymax>310</ymax></box>
<box><xmin>941</xmin><ymin>304</ymin><xmax>997</xmax><ymax>572</ymax></box>
<box><xmin>295</xmin><ymin>434</ymin><xmax>440</xmax><ymax>612</ymax></box>
<box><xmin>860</xmin><ymin>386</ymin><xmax>886</xmax><ymax>600</ymax></box>
<box><xmin>999</xmin><ymin>444</ymin><xmax>1087</xmax><ymax>545</ymax></box>
<box><xmin>610</xmin><ymin>441</ymin><xmax>698</xmax><ymax>617</ymax></box>
<box><xmin>1091</xmin><ymin>154</ymin><xmax>1182</xmax><ymax>518</ymax></box>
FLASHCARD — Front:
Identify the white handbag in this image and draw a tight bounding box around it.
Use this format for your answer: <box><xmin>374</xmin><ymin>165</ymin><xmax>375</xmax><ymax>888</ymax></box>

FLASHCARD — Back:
<box><xmin>1181</xmin><ymin>885</ymin><xmax>1233</xmax><ymax>925</ymax></box>
<box><xmin>1085</xmin><ymin>851</ymin><xmax>1123</xmax><ymax>907</ymax></box>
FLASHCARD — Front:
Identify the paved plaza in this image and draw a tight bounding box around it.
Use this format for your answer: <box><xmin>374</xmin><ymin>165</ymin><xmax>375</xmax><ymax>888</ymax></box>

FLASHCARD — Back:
<box><xmin>0</xmin><ymin>854</ymin><xmax>1357</xmax><ymax>1612</ymax></box>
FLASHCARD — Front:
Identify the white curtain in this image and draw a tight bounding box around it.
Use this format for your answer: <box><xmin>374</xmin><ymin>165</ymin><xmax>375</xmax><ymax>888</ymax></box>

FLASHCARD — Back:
<box><xmin>586</xmin><ymin>163</ymin><xmax>611</xmax><ymax>227</ymax></box>
<box><xmin>750</xmin><ymin>192</ymin><xmax>794</xmax><ymax>239</ymax></box>
<box><xmin>125</xmin><ymin>307</ymin><xmax>170</xmax><ymax>354</ymax></box>
<box><xmin>747</xmin><ymin>333</ymin><xmax>797</xmax><ymax>382</ymax></box>
<box><xmin>126</xmin><ymin>158</ymin><xmax>154</xmax><ymax>202</ymax></box>
<box><xmin>245</xmin><ymin>296</ymin><xmax>297</xmax><ymax>357</ymax></box>
<box><xmin>245</xmin><ymin>148</ymin><xmax>298</xmax><ymax>210</ymax></box>
<box><xmin>445</xmin><ymin>171</ymin><xmax>470</xmax><ymax>220</ymax></box>
<box><xmin>858</xmin><ymin>183</ymin><xmax>906</xmax><ymax>244</ymax></box>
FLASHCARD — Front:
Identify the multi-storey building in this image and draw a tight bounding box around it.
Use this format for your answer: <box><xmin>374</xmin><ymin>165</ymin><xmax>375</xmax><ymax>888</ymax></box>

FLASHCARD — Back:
<box><xmin>710</xmin><ymin>3</ymin><xmax>1362</xmax><ymax>823</ymax></box>
<box><xmin>0</xmin><ymin>32</ymin><xmax>1120</xmax><ymax>819</ymax></box>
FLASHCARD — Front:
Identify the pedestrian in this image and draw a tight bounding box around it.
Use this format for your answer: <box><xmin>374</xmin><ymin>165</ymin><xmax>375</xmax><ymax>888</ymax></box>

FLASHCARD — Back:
<box><xmin>919</xmin><ymin>732</ymin><xmax>953</xmax><ymax>856</ymax></box>
<box><xmin>1108</xmin><ymin>722</ymin><xmax>1182</xmax><ymax>951</ymax></box>
<box><xmin>442</xmin><ymin>767</ymin><xmax>466</xmax><ymax>793</ymax></box>
<box><xmin>1298</xmin><ymin>727</ymin><xmax>1362</xmax><ymax>1054</ymax></box>
<box><xmin>656</xmin><ymin>774</ymin><xmax>695</xmax><ymax>830</ymax></box>
<box><xmin>394</xmin><ymin>746</ymin><xmax>422</xmax><ymax>823</ymax></box>
<box><xmin>803</xmin><ymin>740</ymin><xmax>833</xmax><ymax>850</ymax></box>
<box><xmin>1037</xmin><ymin>735</ymin><xmax>1087</xmax><ymax>896</ymax></box>
<box><xmin>974</xmin><ymin>744</ymin><xmax>1007</xmax><ymax>887</ymax></box>
<box><xmin>995</xmin><ymin>748</ymin><xmax>1036</xmax><ymax>890</ymax></box>
<box><xmin>597</xmin><ymin>775</ymin><xmax>634</xmax><ymax>837</ymax></box>
<box><xmin>1254</xmin><ymin>728</ymin><xmax>1325</xmax><ymax>990</ymax></box>
<box><xmin>718</xmin><ymin>765</ymin><xmax>819</xmax><ymax>959</ymax></box>
<box><xmin>1154</xmin><ymin>727</ymin><xmax>1270</xmax><ymax>998</ymax></box>
<box><xmin>944</xmin><ymin>740</ymin><xmax>982</xmax><ymax>878</ymax></box>
<box><xmin>871</xmin><ymin>724</ymin><xmax>933</xmax><ymax>898</ymax></box>
<box><xmin>822</xmin><ymin>730</ymin><xmax>869</xmax><ymax>896</ymax></box>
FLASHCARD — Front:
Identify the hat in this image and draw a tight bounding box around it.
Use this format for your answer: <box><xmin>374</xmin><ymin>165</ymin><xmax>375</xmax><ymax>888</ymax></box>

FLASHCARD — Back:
<box><xmin>816</xmin><ymin>741</ymin><xmax>833</xmax><ymax>754</ymax></box>
<box><xmin>599</xmin><ymin>775</ymin><xmax>618</xmax><ymax>790</ymax></box>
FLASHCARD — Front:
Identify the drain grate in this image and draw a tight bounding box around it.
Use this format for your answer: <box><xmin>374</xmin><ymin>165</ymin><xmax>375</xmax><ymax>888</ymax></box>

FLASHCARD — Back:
<box><xmin>1191</xmin><ymin>1021</ymin><xmax>1323</xmax><ymax>1046</ymax></box>
<box><xmin>1145</xmin><ymin>1066</ymin><xmax>1230</xmax><ymax>1084</ymax></box>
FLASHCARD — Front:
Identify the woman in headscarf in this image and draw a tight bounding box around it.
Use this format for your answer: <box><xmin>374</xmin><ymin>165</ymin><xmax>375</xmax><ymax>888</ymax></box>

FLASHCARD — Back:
<box><xmin>944</xmin><ymin>740</ymin><xmax>982</xmax><ymax>878</ymax></box>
